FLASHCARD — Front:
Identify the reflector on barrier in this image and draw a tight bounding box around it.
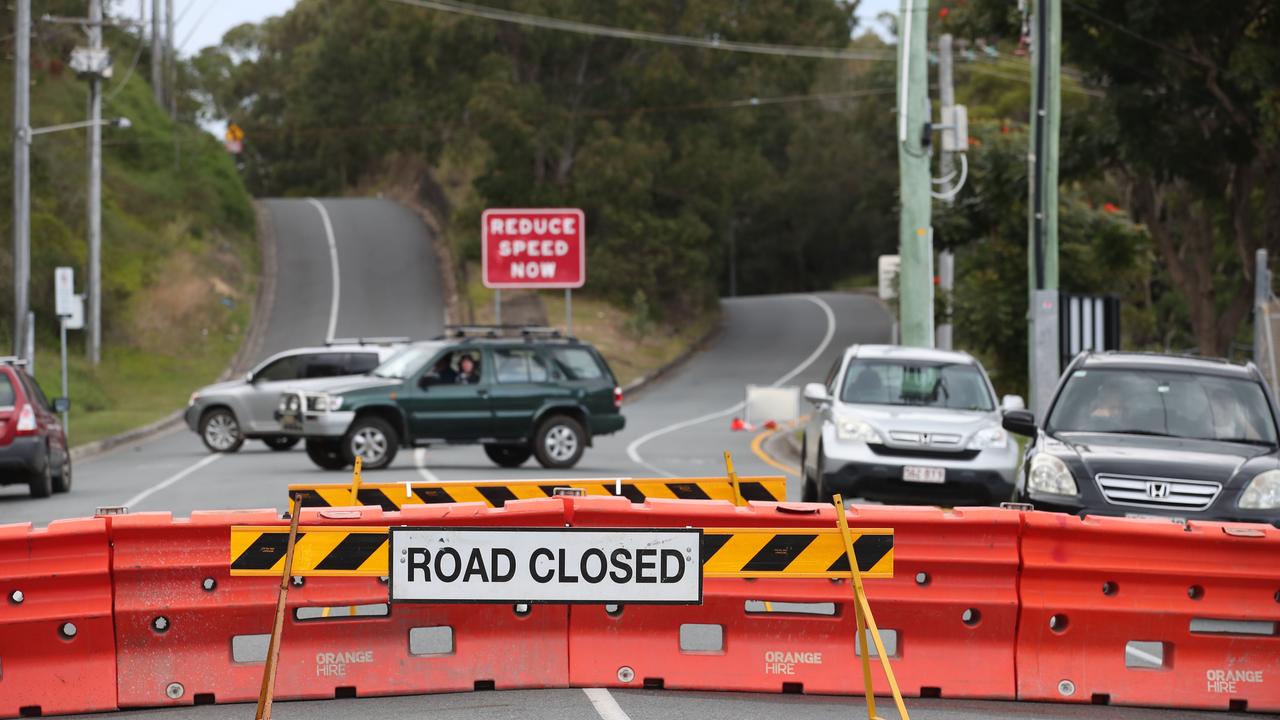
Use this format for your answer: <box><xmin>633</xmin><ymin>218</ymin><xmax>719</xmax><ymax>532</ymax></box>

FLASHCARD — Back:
<box><xmin>288</xmin><ymin>475</ymin><xmax>786</xmax><ymax>509</ymax></box>
<box><xmin>230</xmin><ymin>525</ymin><xmax>893</xmax><ymax>580</ymax></box>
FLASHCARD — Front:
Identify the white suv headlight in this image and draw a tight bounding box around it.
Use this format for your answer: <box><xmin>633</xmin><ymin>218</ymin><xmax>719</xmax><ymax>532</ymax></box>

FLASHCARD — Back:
<box><xmin>836</xmin><ymin>419</ymin><xmax>882</xmax><ymax>443</ymax></box>
<box><xmin>968</xmin><ymin>426</ymin><xmax>1009</xmax><ymax>450</ymax></box>
<box><xmin>1239</xmin><ymin>469</ymin><xmax>1280</xmax><ymax>510</ymax></box>
<box><xmin>304</xmin><ymin>393</ymin><xmax>344</xmax><ymax>412</ymax></box>
<box><xmin>1028</xmin><ymin>453</ymin><xmax>1078</xmax><ymax>496</ymax></box>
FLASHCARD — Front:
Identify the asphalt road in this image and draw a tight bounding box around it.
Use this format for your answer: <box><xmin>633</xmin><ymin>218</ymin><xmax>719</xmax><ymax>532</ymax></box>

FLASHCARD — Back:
<box><xmin>4</xmin><ymin>198</ymin><xmax>1252</xmax><ymax>720</ymax></box>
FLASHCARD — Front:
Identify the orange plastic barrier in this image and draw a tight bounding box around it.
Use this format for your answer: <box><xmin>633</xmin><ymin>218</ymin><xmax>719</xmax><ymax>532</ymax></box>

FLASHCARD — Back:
<box><xmin>0</xmin><ymin>518</ymin><xmax>117</xmax><ymax>718</ymax></box>
<box><xmin>110</xmin><ymin>501</ymin><xmax>569</xmax><ymax>709</ymax></box>
<box><xmin>564</xmin><ymin>498</ymin><xmax>1021</xmax><ymax>699</ymax></box>
<box><xmin>1017</xmin><ymin>513</ymin><xmax>1280</xmax><ymax>713</ymax></box>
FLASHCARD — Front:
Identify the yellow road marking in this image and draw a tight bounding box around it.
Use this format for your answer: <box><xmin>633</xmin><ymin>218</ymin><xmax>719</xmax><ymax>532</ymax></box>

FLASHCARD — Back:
<box><xmin>750</xmin><ymin>420</ymin><xmax>804</xmax><ymax>477</ymax></box>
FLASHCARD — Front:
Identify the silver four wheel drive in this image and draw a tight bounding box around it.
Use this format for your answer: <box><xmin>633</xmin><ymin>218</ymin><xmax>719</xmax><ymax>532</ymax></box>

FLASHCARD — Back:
<box><xmin>184</xmin><ymin>341</ymin><xmax>406</xmax><ymax>453</ymax></box>
<box><xmin>800</xmin><ymin>344</ymin><xmax>1023</xmax><ymax>506</ymax></box>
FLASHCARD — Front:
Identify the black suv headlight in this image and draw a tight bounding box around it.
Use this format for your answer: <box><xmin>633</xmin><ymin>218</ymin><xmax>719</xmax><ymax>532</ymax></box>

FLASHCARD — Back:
<box><xmin>1027</xmin><ymin>453</ymin><xmax>1079</xmax><ymax>496</ymax></box>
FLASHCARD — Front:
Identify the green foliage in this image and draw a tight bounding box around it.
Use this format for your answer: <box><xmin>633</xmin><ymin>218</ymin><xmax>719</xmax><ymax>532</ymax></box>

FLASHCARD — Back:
<box><xmin>191</xmin><ymin>0</ymin><xmax>899</xmax><ymax>316</ymax></box>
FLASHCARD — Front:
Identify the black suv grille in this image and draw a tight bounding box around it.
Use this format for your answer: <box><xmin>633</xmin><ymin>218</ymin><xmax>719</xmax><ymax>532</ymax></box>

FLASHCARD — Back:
<box><xmin>866</xmin><ymin>444</ymin><xmax>980</xmax><ymax>461</ymax></box>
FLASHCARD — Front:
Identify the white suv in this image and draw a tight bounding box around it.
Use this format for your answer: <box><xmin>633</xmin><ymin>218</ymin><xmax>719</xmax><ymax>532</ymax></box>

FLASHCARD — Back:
<box><xmin>800</xmin><ymin>344</ymin><xmax>1023</xmax><ymax>505</ymax></box>
<box><xmin>184</xmin><ymin>340</ymin><xmax>406</xmax><ymax>453</ymax></box>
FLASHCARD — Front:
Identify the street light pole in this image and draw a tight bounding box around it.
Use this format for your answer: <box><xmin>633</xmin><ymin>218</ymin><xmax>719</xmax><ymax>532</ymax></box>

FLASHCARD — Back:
<box><xmin>151</xmin><ymin>0</ymin><xmax>163</xmax><ymax>106</ymax></box>
<box><xmin>88</xmin><ymin>0</ymin><xmax>104</xmax><ymax>365</ymax></box>
<box><xmin>12</xmin><ymin>0</ymin><xmax>31</xmax><ymax>360</ymax></box>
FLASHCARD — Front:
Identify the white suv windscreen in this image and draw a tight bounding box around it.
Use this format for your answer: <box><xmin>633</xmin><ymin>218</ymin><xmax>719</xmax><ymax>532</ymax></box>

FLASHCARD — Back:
<box><xmin>1047</xmin><ymin>368</ymin><xmax>1278</xmax><ymax>445</ymax></box>
<box><xmin>841</xmin><ymin>360</ymin><xmax>994</xmax><ymax>411</ymax></box>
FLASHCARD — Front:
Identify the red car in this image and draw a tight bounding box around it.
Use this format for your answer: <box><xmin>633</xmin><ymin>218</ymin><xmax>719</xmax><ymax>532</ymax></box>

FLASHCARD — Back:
<box><xmin>0</xmin><ymin>359</ymin><xmax>70</xmax><ymax>497</ymax></box>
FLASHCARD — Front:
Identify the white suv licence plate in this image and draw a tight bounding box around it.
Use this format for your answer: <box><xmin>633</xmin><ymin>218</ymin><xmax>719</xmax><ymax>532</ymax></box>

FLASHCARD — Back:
<box><xmin>903</xmin><ymin>465</ymin><xmax>945</xmax><ymax>483</ymax></box>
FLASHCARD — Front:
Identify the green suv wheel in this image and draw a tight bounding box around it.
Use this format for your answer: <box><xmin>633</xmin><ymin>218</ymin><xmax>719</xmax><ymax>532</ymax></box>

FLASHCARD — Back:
<box><xmin>305</xmin><ymin>439</ymin><xmax>348</xmax><ymax>470</ymax></box>
<box><xmin>484</xmin><ymin>443</ymin><xmax>532</xmax><ymax>468</ymax></box>
<box><xmin>533</xmin><ymin>415</ymin><xmax>586</xmax><ymax>470</ymax></box>
<box><xmin>342</xmin><ymin>416</ymin><xmax>399</xmax><ymax>470</ymax></box>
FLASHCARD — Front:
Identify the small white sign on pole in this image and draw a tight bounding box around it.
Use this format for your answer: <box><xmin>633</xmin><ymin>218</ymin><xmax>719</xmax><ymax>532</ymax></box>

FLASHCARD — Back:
<box><xmin>55</xmin><ymin>267</ymin><xmax>76</xmax><ymax>317</ymax></box>
<box><xmin>64</xmin><ymin>295</ymin><xmax>85</xmax><ymax>331</ymax></box>
<box><xmin>878</xmin><ymin>255</ymin><xmax>901</xmax><ymax>301</ymax></box>
<box><xmin>389</xmin><ymin>528</ymin><xmax>702</xmax><ymax>604</ymax></box>
<box><xmin>744</xmin><ymin>385</ymin><xmax>801</xmax><ymax>426</ymax></box>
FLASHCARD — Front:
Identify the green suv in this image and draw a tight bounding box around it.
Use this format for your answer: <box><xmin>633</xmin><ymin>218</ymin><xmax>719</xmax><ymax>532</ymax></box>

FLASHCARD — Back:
<box><xmin>275</xmin><ymin>327</ymin><xmax>625</xmax><ymax>471</ymax></box>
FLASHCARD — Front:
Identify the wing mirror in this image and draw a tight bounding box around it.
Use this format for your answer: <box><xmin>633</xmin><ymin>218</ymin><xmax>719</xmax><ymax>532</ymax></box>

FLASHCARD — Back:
<box><xmin>245</xmin><ymin>371</ymin><xmax>256</xmax><ymax>384</ymax></box>
<box><xmin>52</xmin><ymin>397</ymin><xmax>70</xmax><ymax>413</ymax></box>
<box><xmin>1001</xmin><ymin>394</ymin><xmax>1026</xmax><ymax>412</ymax></box>
<box><xmin>803</xmin><ymin>382</ymin><xmax>831</xmax><ymax>405</ymax></box>
<box><xmin>1002</xmin><ymin>409</ymin><xmax>1037</xmax><ymax>437</ymax></box>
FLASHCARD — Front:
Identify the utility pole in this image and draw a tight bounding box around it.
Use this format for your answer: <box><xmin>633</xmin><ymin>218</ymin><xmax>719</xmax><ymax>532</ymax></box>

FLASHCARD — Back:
<box><xmin>166</xmin><ymin>0</ymin><xmax>176</xmax><ymax>117</ymax></box>
<box><xmin>936</xmin><ymin>33</ymin><xmax>956</xmax><ymax>351</ymax></box>
<box><xmin>12</xmin><ymin>0</ymin><xmax>31</xmax><ymax>360</ymax></box>
<box><xmin>151</xmin><ymin>0</ymin><xmax>163</xmax><ymax>107</ymax></box>
<box><xmin>897</xmin><ymin>0</ymin><xmax>933</xmax><ymax>348</ymax></box>
<box><xmin>1027</xmin><ymin>0</ymin><xmax>1062</xmax><ymax>416</ymax></box>
<box><xmin>88</xmin><ymin>0</ymin><xmax>104</xmax><ymax>365</ymax></box>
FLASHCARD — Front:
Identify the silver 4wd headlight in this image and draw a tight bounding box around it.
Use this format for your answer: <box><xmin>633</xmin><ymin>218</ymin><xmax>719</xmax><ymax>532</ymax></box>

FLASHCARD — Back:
<box><xmin>967</xmin><ymin>426</ymin><xmax>1009</xmax><ymax>450</ymax></box>
<box><xmin>1028</xmin><ymin>453</ymin><xmax>1078</xmax><ymax>496</ymax></box>
<box><xmin>1239</xmin><ymin>469</ymin><xmax>1280</xmax><ymax>510</ymax></box>
<box><xmin>307</xmin><ymin>393</ymin><xmax>344</xmax><ymax>412</ymax></box>
<box><xmin>836</xmin><ymin>419</ymin><xmax>882</xmax><ymax>443</ymax></box>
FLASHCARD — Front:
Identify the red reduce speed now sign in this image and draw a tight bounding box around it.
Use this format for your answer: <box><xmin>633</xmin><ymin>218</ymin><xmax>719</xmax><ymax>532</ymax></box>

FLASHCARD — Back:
<box><xmin>482</xmin><ymin>208</ymin><xmax>585</xmax><ymax>289</ymax></box>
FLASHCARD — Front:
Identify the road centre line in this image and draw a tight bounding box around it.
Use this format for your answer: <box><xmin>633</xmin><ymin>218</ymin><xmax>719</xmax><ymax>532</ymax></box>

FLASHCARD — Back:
<box><xmin>583</xmin><ymin>688</ymin><xmax>633</xmax><ymax>720</ymax></box>
<box><xmin>306</xmin><ymin>198</ymin><xmax>342</xmax><ymax>344</ymax></box>
<box><xmin>625</xmin><ymin>294</ymin><xmax>836</xmax><ymax>477</ymax></box>
<box><xmin>121</xmin><ymin>452</ymin><xmax>223</xmax><ymax>510</ymax></box>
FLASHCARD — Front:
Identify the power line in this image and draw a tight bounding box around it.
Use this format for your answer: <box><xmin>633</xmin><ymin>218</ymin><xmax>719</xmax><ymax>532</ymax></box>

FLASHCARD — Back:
<box><xmin>383</xmin><ymin>0</ymin><xmax>896</xmax><ymax>62</ymax></box>
<box><xmin>1061</xmin><ymin>0</ymin><xmax>1198</xmax><ymax>65</ymax></box>
<box><xmin>178</xmin><ymin>0</ymin><xmax>218</xmax><ymax>50</ymax></box>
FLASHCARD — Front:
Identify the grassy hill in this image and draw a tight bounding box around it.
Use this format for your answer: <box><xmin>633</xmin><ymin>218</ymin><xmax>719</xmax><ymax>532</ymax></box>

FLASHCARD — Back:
<box><xmin>0</xmin><ymin>32</ymin><xmax>257</xmax><ymax>446</ymax></box>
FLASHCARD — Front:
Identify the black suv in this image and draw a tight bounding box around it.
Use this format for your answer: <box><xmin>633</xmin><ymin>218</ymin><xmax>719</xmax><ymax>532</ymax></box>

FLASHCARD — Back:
<box><xmin>1003</xmin><ymin>352</ymin><xmax>1280</xmax><ymax>526</ymax></box>
<box><xmin>277</xmin><ymin>327</ymin><xmax>625</xmax><ymax>471</ymax></box>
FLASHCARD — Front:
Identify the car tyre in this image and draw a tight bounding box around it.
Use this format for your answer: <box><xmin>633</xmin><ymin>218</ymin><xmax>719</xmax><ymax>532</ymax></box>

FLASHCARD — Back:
<box><xmin>29</xmin><ymin>453</ymin><xmax>53</xmax><ymax>498</ymax></box>
<box><xmin>263</xmin><ymin>436</ymin><xmax>300</xmax><ymax>452</ymax></box>
<box><xmin>305</xmin><ymin>439</ymin><xmax>348</xmax><ymax>470</ymax></box>
<box><xmin>342</xmin><ymin>416</ymin><xmax>399</xmax><ymax>470</ymax></box>
<box><xmin>52</xmin><ymin>450</ymin><xmax>72</xmax><ymax>494</ymax></box>
<box><xmin>484</xmin><ymin>443</ymin><xmax>533</xmax><ymax>468</ymax></box>
<box><xmin>533</xmin><ymin>415</ymin><xmax>586</xmax><ymax>469</ymax></box>
<box><xmin>199</xmin><ymin>408</ymin><xmax>245</xmax><ymax>453</ymax></box>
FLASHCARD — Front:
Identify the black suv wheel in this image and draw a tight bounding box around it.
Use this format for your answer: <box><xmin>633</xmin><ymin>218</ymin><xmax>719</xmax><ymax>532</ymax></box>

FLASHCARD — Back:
<box><xmin>305</xmin><ymin>439</ymin><xmax>348</xmax><ymax>470</ymax></box>
<box><xmin>52</xmin><ymin>451</ymin><xmax>72</xmax><ymax>494</ymax></box>
<box><xmin>29</xmin><ymin>452</ymin><xmax>52</xmax><ymax>498</ymax></box>
<box><xmin>342</xmin><ymin>416</ymin><xmax>399</xmax><ymax>470</ymax></box>
<box><xmin>484</xmin><ymin>443</ymin><xmax>532</xmax><ymax>468</ymax></box>
<box><xmin>533</xmin><ymin>415</ymin><xmax>586</xmax><ymax>469</ymax></box>
<box><xmin>200</xmin><ymin>408</ymin><xmax>245</xmax><ymax>453</ymax></box>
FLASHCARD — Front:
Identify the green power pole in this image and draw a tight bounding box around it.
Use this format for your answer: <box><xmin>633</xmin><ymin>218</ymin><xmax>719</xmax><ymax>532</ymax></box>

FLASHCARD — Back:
<box><xmin>897</xmin><ymin>0</ymin><xmax>934</xmax><ymax>348</ymax></box>
<box><xmin>1027</xmin><ymin>0</ymin><xmax>1061</xmax><ymax>414</ymax></box>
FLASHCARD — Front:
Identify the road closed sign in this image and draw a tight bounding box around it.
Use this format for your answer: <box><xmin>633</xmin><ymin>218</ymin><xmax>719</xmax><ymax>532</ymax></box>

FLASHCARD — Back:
<box><xmin>389</xmin><ymin>528</ymin><xmax>701</xmax><ymax>604</ymax></box>
<box><xmin>482</xmin><ymin>208</ymin><xmax>585</xmax><ymax>288</ymax></box>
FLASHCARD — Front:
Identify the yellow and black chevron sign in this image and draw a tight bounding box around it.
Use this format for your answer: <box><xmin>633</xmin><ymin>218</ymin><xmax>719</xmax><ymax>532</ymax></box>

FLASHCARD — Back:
<box><xmin>289</xmin><ymin>476</ymin><xmax>786</xmax><ymax>510</ymax></box>
<box><xmin>230</xmin><ymin>526</ymin><xmax>892</xmax><ymax>579</ymax></box>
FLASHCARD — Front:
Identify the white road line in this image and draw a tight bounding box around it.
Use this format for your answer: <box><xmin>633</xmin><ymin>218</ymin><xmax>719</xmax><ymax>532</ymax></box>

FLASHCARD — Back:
<box><xmin>625</xmin><ymin>294</ymin><xmax>836</xmax><ymax>477</ymax></box>
<box><xmin>414</xmin><ymin>447</ymin><xmax>442</xmax><ymax>483</ymax></box>
<box><xmin>121</xmin><ymin>453</ymin><xmax>224</xmax><ymax>510</ymax></box>
<box><xmin>306</xmin><ymin>198</ymin><xmax>342</xmax><ymax>344</ymax></box>
<box><xmin>583</xmin><ymin>688</ymin><xmax>633</xmax><ymax>720</ymax></box>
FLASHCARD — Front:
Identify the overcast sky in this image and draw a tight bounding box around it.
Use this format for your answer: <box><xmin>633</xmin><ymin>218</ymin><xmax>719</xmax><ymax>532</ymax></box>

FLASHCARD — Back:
<box><xmin>113</xmin><ymin>0</ymin><xmax>897</xmax><ymax>58</ymax></box>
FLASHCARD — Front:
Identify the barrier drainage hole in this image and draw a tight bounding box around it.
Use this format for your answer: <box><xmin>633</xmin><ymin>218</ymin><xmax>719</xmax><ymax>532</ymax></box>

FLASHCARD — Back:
<box><xmin>782</xmin><ymin>682</ymin><xmax>803</xmax><ymax>694</ymax></box>
<box><xmin>152</xmin><ymin>616</ymin><xmax>170</xmax><ymax>633</ymax></box>
<box><xmin>1188</xmin><ymin>585</ymin><xmax>1204</xmax><ymax>600</ymax></box>
<box><xmin>1049</xmin><ymin>614</ymin><xmax>1070</xmax><ymax>633</ymax></box>
<box><xmin>914</xmin><ymin>572</ymin><xmax>930</xmax><ymax>586</ymax></box>
<box><xmin>1092</xmin><ymin>693</ymin><xmax>1111</xmax><ymax>705</ymax></box>
<box><xmin>18</xmin><ymin>706</ymin><xmax>41</xmax><ymax>717</ymax></box>
<box><xmin>334</xmin><ymin>687</ymin><xmax>357</xmax><ymax>699</ymax></box>
<box><xmin>643</xmin><ymin>678</ymin><xmax>665</xmax><ymax>690</ymax></box>
<box><xmin>474</xmin><ymin>680</ymin><xmax>496</xmax><ymax>692</ymax></box>
<box><xmin>1102</xmin><ymin>581</ymin><xmax>1118</xmax><ymax>596</ymax></box>
<box><xmin>920</xmin><ymin>687</ymin><xmax>942</xmax><ymax>699</ymax></box>
<box><xmin>201</xmin><ymin>578</ymin><xmax>216</xmax><ymax>592</ymax></box>
<box><xmin>1230</xmin><ymin>700</ymin><xmax>1248</xmax><ymax>712</ymax></box>
<box><xmin>193</xmin><ymin>694</ymin><xmax>215</xmax><ymax>706</ymax></box>
<box><xmin>961</xmin><ymin>608</ymin><xmax>981</xmax><ymax>627</ymax></box>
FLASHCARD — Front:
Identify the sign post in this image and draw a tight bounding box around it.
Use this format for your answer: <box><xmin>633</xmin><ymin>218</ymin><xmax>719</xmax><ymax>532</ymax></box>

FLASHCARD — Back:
<box><xmin>481</xmin><ymin>208</ymin><xmax>585</xmax><ymax>330</ymax></box>
<box><xmin>54</xmin><ymin>267</ymin><xmax>78</xmax><ymax>434</ymax></box>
